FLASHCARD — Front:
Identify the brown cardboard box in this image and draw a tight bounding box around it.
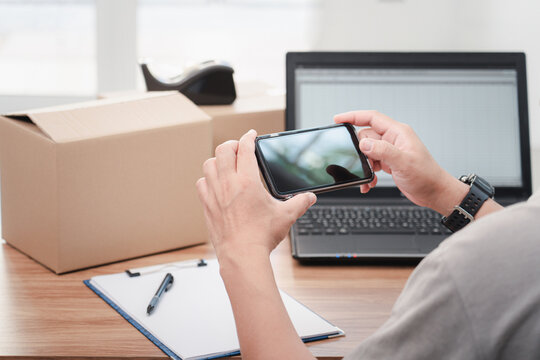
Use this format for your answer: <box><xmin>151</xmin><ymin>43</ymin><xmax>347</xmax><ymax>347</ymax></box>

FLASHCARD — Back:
<box><xmin>98</xmin><ymin>83</ymin><xmax>285</xmax><ymax>151</ymax></box>
<box><xmin>200</xmin><ymin>94</ymin><xmax>285</xmax><ymax>151</ymax></box>
<box><xmin>0</xmin><ymin>92</ymin><xmax>212</xmax><ymax>273</ymax></box>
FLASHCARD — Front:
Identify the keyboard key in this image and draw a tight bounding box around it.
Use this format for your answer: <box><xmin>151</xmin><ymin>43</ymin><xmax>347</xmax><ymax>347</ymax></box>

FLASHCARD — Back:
<box><xmin>295</xmin><ymin>205</ymin><xmax>449</xmax><ymax>237</ymax></box>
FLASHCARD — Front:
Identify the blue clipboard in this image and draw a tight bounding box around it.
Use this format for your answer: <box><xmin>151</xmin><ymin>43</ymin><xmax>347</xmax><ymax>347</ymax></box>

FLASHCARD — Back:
<box><xmin>84</xmin><ymin>259</ymin><xmax>344</xmax><ymax>360</ymax></box>
<box><xmin>84</xmin><ymin>279</ymin><xmax>242</xmax><ymax>360</ymax></box>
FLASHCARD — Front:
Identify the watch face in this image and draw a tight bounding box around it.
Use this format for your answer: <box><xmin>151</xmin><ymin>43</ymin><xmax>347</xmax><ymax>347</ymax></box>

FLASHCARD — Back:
<box><xmin>474</xmin><ymin>175</ymin><xmax>495</xmax><ymax>197</ymax></box>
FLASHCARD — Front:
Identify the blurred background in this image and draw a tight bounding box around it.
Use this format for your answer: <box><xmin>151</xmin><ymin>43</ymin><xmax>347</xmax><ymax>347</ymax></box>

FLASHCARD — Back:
<box><xmin>0</xmin><ymin>0</ymin><xmax>539</xmax><ymax>237</ymax></box>
<box><xmin>0</xmin><ymin>0</ymin><xmax>538</xmax><ymax>146</ymax></box>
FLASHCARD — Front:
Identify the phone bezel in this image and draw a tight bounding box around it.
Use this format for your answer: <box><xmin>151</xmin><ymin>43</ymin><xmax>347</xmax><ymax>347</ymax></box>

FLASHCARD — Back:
<box><xmin>255</xmin><ymin>123</ymin><xmax>374</xmax><ymax>199</ymax></box>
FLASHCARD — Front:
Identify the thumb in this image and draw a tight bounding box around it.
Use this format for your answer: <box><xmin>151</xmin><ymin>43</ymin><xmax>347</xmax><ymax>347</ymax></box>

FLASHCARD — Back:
<box><xmin>283</xmin><ymin>192</ymin><xmax>317</xmax><ymax>220</ymax></box>
<box><xmin>360</xmin><ymin>138</ymin><xmax>404</xmax><ymax>169</ymax></box>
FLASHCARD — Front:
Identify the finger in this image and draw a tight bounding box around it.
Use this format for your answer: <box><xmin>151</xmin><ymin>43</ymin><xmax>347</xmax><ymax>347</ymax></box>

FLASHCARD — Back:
<box><xmin>358</xmin><ymin>128</ymin><xmax>382</xmax><ymax>141</ymax></box>
<box><xmin>369</xmin><ymin>173</ymin><xmax>378</xmax><ymax>188</ymax></box>
<box><xmin>283</xmin><ymin>192</ymin><xmax>317</xmax><ymax>220</ymax></box>
<box><xmin>360</xmin><ymin>174</ymin><xmax>378</xmax><ymax>193</ymax></box>
<box><xmin>202</xmin><ymin>157</ymin><xmax>220</xmax><ymax>194</ymax></box>
<box><xmin>366</xmin><ymin>157</ymin><xmax>382</xmax><ymax>173</ymax></box>
<box><xmin>196</xmin><ymin>178</ymin><xmax>217</xmax><ymax>241</ymax></box>
<box><xmin>215</xmin><ymin>140</ymin><xmax>239</xmax><ymax>179</ymax></box>
<box><xmin>196</xmin><ymin>176</ymin><xmax>217</xmax><ymax>210</ymax></box>
<box><xmin>334</xmin><ymin>110</ymin><xmax>399</xmax><ymax>135</ymax></box>
<box><xmin>361</xmin><ymin>132</ymin><xmax>382</xmax><ymax>174</ymax></box>
<box><xmin>237</xmin><ymin>129</ymin><xmax>259</xmax><ymax>177</ymax></box>
<box><xmin>359</xmin><ymin>138</ymin><xmax>404</xmax><ymax>169</ymax></box>
<box><xmin>195</xmin><ymin>177</ymin><xmax>208</xmax><ymax>202</ymax></box>
<box><xmin>381</xmin><ymin>163</ymin><xmax>393</xmax><ymax>174</ymax></box>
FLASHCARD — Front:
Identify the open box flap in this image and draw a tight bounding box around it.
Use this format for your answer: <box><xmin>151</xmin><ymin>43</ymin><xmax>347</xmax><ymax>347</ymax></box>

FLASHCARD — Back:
<box><xmin>3</xmin><ymin>92</ymin><xmax>210</xmax><ymax>143</ymax></box>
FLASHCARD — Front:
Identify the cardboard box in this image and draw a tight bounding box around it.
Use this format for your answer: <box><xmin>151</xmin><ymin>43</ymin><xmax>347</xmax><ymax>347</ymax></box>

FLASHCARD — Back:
<box><xmin>200</xmin><ymin>94</ymin><xmax>285</xmax><ymax>151</ymax></box>
<box><xmin>0</xmin><ymin>92</ymin><xmax>212</xmax><ymax>273</ymax></box>
<box><xmin>98</xmin><ymin>83</ymin><xmax>285</xmax><ymax>151</ymax></box>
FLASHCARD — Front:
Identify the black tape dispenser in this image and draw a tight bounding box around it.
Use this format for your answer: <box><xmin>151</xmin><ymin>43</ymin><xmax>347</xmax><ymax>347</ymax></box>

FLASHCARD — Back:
<box><xmin>140</xmin><ymin>60</ymin><xmax>237</xmax><ymax>105</ymax></box>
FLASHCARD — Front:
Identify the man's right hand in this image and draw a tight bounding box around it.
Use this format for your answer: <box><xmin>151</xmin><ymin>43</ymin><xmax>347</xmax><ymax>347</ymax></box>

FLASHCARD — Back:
<box><xmin>334</xmin><ymin>110</ymin><xmax>469</xmax><ymax>217</ymax></box>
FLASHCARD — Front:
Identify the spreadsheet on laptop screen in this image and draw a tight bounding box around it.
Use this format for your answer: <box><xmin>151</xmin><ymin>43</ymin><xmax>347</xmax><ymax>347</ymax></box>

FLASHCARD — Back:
<box><xmin>295</xmin><ymin>68</ymin><xmax>522</xmax><ymax>187</ymax></box>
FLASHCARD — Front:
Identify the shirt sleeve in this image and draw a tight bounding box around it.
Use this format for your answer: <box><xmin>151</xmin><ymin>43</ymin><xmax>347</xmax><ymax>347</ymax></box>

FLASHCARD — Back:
<box><xmin>344</xmin><ymin>249</ymin><xmax>479</xmax><ymax>360</ymax></box>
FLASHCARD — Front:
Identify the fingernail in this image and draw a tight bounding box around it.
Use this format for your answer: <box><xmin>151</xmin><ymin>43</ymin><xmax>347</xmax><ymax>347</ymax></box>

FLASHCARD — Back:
<box><xmin>249</xmin><ymin>129</ymin><xmax>256</xmax><ymax>135</ymax></box>
<box><xmin>308</xmin><ymin>192</ymin><xmax>317</xmax><ymax>204</ymax></box>
<box><xmin>360</xmin><ymin>138</ymin><xmax>373</xmax><ymax>152</ymax></box>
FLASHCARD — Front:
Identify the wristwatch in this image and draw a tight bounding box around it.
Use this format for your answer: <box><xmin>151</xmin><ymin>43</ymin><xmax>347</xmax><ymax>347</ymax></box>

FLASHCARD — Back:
<box><xmin>441</xmin><ymin>174</ymin><xmax>495</xmax><ymax>233</ymax></box>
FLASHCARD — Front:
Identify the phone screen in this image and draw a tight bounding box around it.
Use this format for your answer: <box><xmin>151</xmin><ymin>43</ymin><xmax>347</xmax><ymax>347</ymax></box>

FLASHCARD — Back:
<box><xmin>256</xmin><ymin>124</ymin><xmax>373</xmax><ymax>196</ymax></box>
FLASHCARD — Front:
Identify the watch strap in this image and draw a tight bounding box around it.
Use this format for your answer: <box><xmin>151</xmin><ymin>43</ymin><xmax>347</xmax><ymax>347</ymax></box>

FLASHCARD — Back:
<box><xmin>442</xmin><ymin>182</ymin><xmax>490</xmax><ymax>232</ymax></box>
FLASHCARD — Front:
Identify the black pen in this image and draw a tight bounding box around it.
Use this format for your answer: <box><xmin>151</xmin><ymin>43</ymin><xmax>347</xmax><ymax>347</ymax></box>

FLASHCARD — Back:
<box><xmin>147</xmin><ymin>273</ymin><xmax>174</xmax><ymax>315</ymax></box>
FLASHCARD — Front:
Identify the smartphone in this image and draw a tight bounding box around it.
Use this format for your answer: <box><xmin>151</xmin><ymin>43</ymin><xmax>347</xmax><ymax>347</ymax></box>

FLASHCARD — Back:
<box><xmin>255</xmin><ymin>123</ymin><xmax>374</xmax><ymax>199</ymax></box>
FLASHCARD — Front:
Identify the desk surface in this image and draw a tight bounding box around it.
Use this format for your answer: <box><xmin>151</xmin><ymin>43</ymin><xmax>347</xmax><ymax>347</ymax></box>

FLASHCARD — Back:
<box><xmin>0</xmin><ymin>239</ymin><xmax>414</xmax><ymax>359</ymax></box>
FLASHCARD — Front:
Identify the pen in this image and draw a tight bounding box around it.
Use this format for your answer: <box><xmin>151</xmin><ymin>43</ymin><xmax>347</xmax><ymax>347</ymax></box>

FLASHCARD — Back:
<box><xmin>147</xmin><ymin>273</ymin><xmax>174</xmax><ymax>315</ymax></box>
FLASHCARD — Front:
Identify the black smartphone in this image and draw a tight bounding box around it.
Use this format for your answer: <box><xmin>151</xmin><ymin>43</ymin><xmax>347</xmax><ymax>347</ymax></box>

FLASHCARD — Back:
<box><xmin>255</xmin><ymin>123</ymin><xmax>374</xmax><ymax>199</ymax></box>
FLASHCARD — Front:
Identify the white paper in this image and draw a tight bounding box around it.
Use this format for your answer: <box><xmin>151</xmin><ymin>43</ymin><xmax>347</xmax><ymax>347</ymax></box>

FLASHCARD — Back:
<box><xmin>90</xmin><ymin>259</ymin><xmax>343</xmax><ymax>360</ymax></box>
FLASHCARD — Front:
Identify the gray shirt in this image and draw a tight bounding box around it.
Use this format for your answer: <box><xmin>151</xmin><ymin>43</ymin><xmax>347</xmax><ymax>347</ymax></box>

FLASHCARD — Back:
<box><xmin>345</xmin><ymin>192</ymin><xmax>540</xmax><ymax>360</ymax></box>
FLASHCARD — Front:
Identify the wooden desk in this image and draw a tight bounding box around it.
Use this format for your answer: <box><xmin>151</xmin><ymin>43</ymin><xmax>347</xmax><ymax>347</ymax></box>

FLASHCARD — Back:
<box><xmin>0</xmin><ymin>239</ymin><xmax>414</xmax><ymax>359</ymax></box>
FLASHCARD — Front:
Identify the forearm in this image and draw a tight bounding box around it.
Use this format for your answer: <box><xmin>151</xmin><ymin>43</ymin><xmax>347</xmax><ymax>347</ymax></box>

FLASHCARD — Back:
<box><xmin>218</xmin><ymin>245</ymin><xmax>315</xmax><ymax>360</ymax></box>
<box><xmin>431</xmin><ymin>173</ymin><xmax>503</xmax><ymax>220</ymax></box>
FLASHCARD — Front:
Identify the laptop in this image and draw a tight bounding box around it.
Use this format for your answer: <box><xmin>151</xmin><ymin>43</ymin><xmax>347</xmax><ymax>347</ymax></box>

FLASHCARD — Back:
<box><xmin>287</xmin><ymin>52</ymin><xmax>532</xmax><ymax>262</ymax></box>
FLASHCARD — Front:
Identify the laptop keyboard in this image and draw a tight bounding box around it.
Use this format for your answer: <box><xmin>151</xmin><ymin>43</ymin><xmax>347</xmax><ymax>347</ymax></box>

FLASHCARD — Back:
<box><xmin>294</xmin><ymin>206</ymin><xmax>452</xmax><ymax>236</ymax></box>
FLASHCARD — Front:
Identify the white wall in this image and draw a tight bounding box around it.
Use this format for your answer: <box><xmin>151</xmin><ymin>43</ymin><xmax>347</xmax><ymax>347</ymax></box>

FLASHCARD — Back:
<box><xmin>312</xmin><ymin>0</ymin><xmax>540</xmax><ymax>148</ymax></box>
<box><xmin>96</xmin><ymin>0</ymin><xmax>137</xmax><ymax>93</ymax></box>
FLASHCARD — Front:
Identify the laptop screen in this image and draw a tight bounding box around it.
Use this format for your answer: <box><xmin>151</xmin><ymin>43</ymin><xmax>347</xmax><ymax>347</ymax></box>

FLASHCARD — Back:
<box><xmin>294</xmin><ymin>67</ymin><xmax>522</xmax><ymax>188</ymax></box>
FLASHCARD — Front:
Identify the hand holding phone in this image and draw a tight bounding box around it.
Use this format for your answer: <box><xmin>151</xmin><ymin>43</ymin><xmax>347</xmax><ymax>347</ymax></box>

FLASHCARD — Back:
<box><xmin>255</xmin><ymin>124</ymin><xmax>374</xmax><ymax>199</ymax></box>
<box><xmin>197</xmin><ymin>129</ymin><xmax>317</xmax><ymax>259</ymax></box>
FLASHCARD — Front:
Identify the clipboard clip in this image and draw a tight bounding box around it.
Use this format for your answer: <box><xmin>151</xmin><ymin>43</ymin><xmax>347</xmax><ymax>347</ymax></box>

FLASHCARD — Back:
<box><xmin>125</xmin><ymin>258</ymin><xmax>207</xmax><ymax>277</ymax></box>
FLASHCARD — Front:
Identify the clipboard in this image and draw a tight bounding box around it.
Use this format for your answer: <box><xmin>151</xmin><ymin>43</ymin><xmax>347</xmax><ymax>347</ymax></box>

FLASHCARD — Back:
<box><xmin>84</xmin><ymin>258</ymin><xmax>344</xmax><ymax>360</ymax></box>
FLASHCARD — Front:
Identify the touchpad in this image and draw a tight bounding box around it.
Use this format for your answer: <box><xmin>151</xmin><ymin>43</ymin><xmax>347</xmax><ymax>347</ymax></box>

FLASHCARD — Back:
<box><xmin>356</xmin><ymin>235</ymin><xmax>419</xmax><ymax>253</ymax></box>
<box><xmin>298</xmin><ymin>235</ymin><xmax>420</xmax><ymax>255</ymax></box>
